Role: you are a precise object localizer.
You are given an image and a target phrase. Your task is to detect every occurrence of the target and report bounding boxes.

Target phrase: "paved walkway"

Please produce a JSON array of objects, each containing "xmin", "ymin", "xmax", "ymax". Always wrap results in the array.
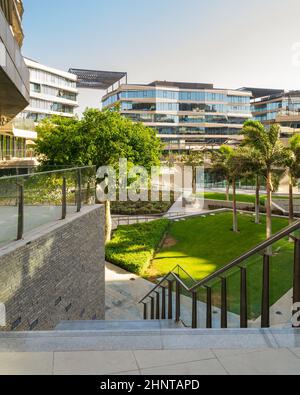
[{"xmin": 1, "ymin": 346, "xmax": 300, "ymax": 375}]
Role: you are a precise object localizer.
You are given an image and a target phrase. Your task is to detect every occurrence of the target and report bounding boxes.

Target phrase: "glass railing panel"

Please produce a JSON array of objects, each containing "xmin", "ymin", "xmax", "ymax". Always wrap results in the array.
[
  {"xmin": 0, "ymin": 177, "xmax": 18, "ymax": 246},
  {"xmin": 269, "ymin": 236, "xmax": 294, "ymax": 328},
  {"xmin": 23, "ymin": 170, "xmax": 64, "ymax": 233}
]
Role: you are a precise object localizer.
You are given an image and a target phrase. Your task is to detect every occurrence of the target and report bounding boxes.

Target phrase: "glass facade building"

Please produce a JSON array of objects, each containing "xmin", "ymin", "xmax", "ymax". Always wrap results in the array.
[
  {"xmin": 0, "ymin": 0, "xmax": 30, "ymax": 162},
  {"xmin": 250, "ymin": 90, "xmax": 300, "ymax": 138},
  {"xmin": 102, "ymin": 81, "xmax": 252, "ymax": 151},
  {"xmin": 18, "ymin": 58, "xmax": 78, "ymax": 123}
]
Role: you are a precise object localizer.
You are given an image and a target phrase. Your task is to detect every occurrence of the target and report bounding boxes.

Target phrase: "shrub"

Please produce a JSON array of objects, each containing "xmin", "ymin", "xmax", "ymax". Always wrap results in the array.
[{"xmin": 106, "ymin": 219, "xmax": 170, "ymax": 275}]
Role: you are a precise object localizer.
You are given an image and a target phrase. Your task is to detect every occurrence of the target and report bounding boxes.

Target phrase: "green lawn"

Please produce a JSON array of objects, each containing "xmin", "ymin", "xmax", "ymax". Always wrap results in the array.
[
  {"xmin": 199, "ymin": 192, "xmax": 266, "ymax": 205},
  {"xmin": 149, "ymin": 213, "xmax": 293, "ymax": 318}
]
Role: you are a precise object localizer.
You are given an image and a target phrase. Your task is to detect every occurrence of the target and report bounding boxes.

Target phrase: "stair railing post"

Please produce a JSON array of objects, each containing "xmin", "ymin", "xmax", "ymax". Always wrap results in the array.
[
  {"xmin": 261, "ymin": 253, "xmax": 270, "ymax": 328},
  {"xmin": 168, "ymin": 280, "xmax": 173, "ymax": 319},
  {"xmin": 221, "ymin": 277, "xmax": 228, "ymax": 329},
  {"xmin": 61, "ymin": 176, "xmax": 67, "ymax": 220},
  {"xmin": 192, "ymin": 291, "xmax": 198, "ymax": 329},
  {"xmin": 175, "ymin": 280, "xmax": 181, "ymax": 323},
  {"xmin": 76, "ymin": 168, "xmax": 82, "ymax": 213},
  {"xmin": 155, "ymin": 291, "xmax": 160, "ymax": 320},
  {"xmin": 17, "ymin": 183, "xmax": 24, "ymax": 241},
  {"xmin": 150, "ymin": 297, "xmax": 155, "ymax": 320},
  {"xmin": 206, "ymin": 286, "xmax": 212, "ymax": 329},
  {"xmin": 240, "ymin": 267, "xmax": 248, "ymax": 328},
  {"xmin": 143, "ymin": 303, "xmax": 147, "ymax": 320},
  {"xmin": 161, "ymin": 287, "xmax": 166, "ymax": 320}
]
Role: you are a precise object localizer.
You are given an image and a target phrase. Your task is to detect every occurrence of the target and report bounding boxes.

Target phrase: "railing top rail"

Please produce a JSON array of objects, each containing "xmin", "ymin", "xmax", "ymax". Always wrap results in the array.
[
  {"xmin": 189, "ymin": 220, "xmax": 300, "ymax": 291},
  {"xmin": 139, "ymin": 220, "xmax": 300, "ymax": 302},
  {"xmin": 0, "ymin": 166, "xmax": 96, "ymax": 181},
  {"xmin": 139, "ymin": 265, "xmax": 192, "ymax": 304}
]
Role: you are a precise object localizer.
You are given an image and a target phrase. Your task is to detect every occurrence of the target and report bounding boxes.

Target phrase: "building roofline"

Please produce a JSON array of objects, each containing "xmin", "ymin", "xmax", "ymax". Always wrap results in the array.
[{"xmin": 24, "ymin": 58, "xmax": 78, "ymax": 82}]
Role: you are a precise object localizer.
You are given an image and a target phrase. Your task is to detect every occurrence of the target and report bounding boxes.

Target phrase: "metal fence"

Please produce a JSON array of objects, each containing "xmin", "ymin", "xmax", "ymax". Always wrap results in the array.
[{"xmin": 0, "ymin": 166, "xmax": 96, "ymax": 246}]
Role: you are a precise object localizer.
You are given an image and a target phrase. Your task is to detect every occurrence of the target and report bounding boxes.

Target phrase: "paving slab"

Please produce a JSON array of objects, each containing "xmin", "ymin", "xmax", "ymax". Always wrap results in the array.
[
  {"xmin": 53, "ymin": 351, "xmax": 138, "ymax": 375},
  {"xmin": 0, "ymin": 352, "xmax": 53, "ymax": 375},
  {"xmin": 218, "ymin": 348, "xmax": 300, "ymax": 375}
]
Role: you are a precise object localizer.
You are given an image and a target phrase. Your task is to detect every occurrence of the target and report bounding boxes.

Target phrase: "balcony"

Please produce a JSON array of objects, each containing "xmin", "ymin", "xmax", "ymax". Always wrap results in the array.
[{"xmin": 0, "ymin": 5, "xmax": 29, "ymax": 124}]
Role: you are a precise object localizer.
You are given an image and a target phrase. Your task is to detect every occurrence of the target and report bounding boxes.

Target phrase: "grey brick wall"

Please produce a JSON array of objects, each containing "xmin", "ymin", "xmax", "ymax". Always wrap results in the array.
[{"xmin": 0, "ymin": 205, "xmax": 105, "ymax": 331}]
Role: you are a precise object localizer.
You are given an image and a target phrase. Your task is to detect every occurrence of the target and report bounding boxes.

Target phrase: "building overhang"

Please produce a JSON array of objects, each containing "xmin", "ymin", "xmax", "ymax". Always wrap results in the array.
[
  {"xmin": 12, "ymin": 128, "xmax": 37, "ymax": 140},
  {"xmin": 0, "ymin": 6, "xmax": 29, "ymax": 124}
]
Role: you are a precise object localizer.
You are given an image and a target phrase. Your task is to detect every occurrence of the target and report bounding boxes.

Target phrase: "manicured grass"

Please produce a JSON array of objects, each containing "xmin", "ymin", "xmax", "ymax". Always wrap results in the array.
[
  {"xmin": 106, "ymin": 219, "xmax": 170, "ymax": 276},
  {"xmin": 149, "ymin": 213, "xmax": 293, "ymax": 318},
  {"xmin": 199, "ymin": 192, "xmax": 266, "ymax": 205}
]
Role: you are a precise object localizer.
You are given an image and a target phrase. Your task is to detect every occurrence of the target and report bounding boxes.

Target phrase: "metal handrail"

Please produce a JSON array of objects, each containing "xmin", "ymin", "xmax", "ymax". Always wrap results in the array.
[
  {"xmin": 0, "ymin": 165, "xmax": 96, "ymax": 181},
  {"xmin": 139, "ymin": 265, "xmax": 195, "ymax": 304},
  {"xmin": 139, "ymin": 220, "xmax": 300, "ymax": 303}
]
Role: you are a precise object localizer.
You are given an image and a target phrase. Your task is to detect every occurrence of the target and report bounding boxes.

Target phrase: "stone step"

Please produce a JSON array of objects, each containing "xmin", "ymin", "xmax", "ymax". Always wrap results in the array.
[
  {"xmin": 0, "ymin": 327, "xmax": 297, "ymax": 353},
  {"xmin": 55, "ymin": 320, "xmax": 184, "ymax": 331}
]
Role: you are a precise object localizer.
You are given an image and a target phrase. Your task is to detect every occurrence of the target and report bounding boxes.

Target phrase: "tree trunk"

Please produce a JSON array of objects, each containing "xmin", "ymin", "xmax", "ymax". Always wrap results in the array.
[
  {"xmin": 232, "ymin": 178, "xmax": 238, "ymax": 233},
  {"xmin": 255, "ymin": 175, "xmax": 260, "ymax": 225},
  {"xmin": 289, "ymin": 175, "xmax": 294, "ymax": 226},
  {"xmin": 266, "ymin": 170, "xmax": 272, "ymax": 240},
  {"xmin": 105, "ymin": 200, "xmax": 112, "ymax": 243},
  {"xmin": 226, "ymin": 180, "xmax": 230, "ymax": 201},
  {"xmin": 192, "ymin": 167, "xmax": 197, "ymax": 195}
]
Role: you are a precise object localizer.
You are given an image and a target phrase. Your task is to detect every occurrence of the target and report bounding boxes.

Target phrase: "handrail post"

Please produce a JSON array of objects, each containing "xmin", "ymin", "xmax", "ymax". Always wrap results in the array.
[
  {"xmin": 150, "ymin": 297, "xmax": 155, "ymax": 320},
  {"xmin": 76, "ymin": 168, "xmax": 82, "ymax": 213},
  {"xmin": 192, "ymin": 291, "xmax": 198, "ymax": 329},
  {"xmin": 261, "ymin": 254, "xmax": 270, "ymax": 328},
  {"xmin": 175, "ymin": 280, "xmax": 181, "ymax": 322},
  {"xmin": 240, "ymin": 267, "xmax": 248, "ymax": 328},
  {"xmin": 221, "ymin": 277, "xmax": 228, "ymax": 329},
  {"xmin": 293, "ymin": 237, "xmax": 300, "ymax": 326},
  {"xmin": 61, "ymin": 176, "xmax": 67, "ymax": 220},
  {"xmin": 155, "ymin": 291, "xmax": 160, "ymax": 320},
  {"xmin": 143, "ymin": 303, "xmax": 147, "ymax": 320},
  {"xmin": 161, "ymin": 287, "xmax": 166, "ymax": 320},
  {"xmin": 206, "ymin": 287, "xmax": 212, "ymax": 329},
  {"xmin": 17, "ymin": 184, "xmax": 24, "ymax": 240},
  {"xmin": 168, "ymin": 280, "xmax": 173, "ymax": 319}
]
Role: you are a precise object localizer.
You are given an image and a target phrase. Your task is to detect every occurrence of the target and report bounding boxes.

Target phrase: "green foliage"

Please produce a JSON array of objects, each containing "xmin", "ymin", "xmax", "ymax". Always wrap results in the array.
[
  {"xmin": 35, "ymin": 109, "xmax": 163, "ymax": 170},
  {"xmin": 105, "ymin": 219, "xmax": 170, "ymax": 275}
]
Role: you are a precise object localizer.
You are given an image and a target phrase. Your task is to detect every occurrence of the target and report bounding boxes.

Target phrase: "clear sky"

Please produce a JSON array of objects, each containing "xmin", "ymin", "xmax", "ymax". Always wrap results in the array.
[{"xmin": 23, "ymin": 0, "xmax": 300, "ymax": 90}]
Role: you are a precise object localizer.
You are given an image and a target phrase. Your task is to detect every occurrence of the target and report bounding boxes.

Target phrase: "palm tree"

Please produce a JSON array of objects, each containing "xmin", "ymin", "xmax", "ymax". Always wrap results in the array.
[
  {"xmin": 285, "ymin": 134, "xmax": 300, "ymax": 225},
  {"xmin": 241, "ymin": 121, "xmax": 287, "ymax": 239},
  {"xmin": 235, "ymin": 147, "xmax": 265, "ymax": 225},
  {"xmin": 212, "ymin": 146, "xmax": 239, "ymax": 232}
]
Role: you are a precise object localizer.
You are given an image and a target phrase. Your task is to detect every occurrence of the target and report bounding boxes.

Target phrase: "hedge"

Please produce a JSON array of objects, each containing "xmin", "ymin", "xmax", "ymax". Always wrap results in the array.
[{"xmin": 106, "ymin": 219, "xmax": 170, "ymax": 275}]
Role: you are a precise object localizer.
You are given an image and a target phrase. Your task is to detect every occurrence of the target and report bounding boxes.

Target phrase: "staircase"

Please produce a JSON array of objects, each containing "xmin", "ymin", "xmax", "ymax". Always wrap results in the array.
[{"xmin": 137, "ymin": 220, "xmax": 300, "ymax": 330}]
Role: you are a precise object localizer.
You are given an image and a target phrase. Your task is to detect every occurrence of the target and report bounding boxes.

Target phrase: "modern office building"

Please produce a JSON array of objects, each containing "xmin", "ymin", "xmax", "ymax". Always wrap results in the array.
[
  {"xmin": 246, "ymin": 88, "xmax": 300, "ymax": 140},
  {"xmin": 102, "ymin": 81, "xmax": 252, "ymax": 151},
  {"xmin": 0, "ymin": 0, "xmax": 30, "ymax": 162},
  {"xmin": 69, "ymin": 69, "xmax": 127, "ymax": 118},
  {"xmin": 18, "ymin": 58, "xmax": 79, "ymax": 124}
]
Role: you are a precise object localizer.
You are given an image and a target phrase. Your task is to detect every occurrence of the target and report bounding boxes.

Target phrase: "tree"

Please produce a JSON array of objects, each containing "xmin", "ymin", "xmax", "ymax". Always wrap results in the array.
[
  {"xmin": 241, "ymin": 121, "xmax": 288, "ymax": 239},
  {"xmin": 180, "ymin": 151, "xmax": 204, "ymax": 194},
  {"xmin": 212, "ymin": 146, "xmax": 239, "ymax": 232},
  {"xmin": 285, "ymin": 134, "xmax": 300, "ymax": 225},
  {"xmin": 35, "ymin": 109, "xmax": 163, "ymax": 242},
  {"xmin": 235, "ymin": 147, "xmax": 265, "ymax": 225},
  {"xmin": 211, "ymin": 145, "xmax": 234, "ymax": 201}
]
